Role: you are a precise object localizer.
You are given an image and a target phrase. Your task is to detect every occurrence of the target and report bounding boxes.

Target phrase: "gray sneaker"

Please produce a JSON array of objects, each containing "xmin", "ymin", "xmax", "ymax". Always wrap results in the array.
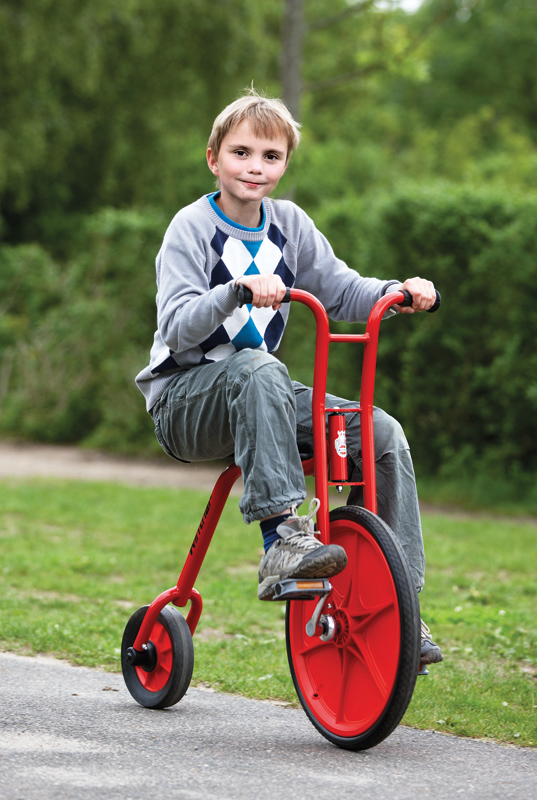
[
  {"xmin": 258, "ymin": 499, "xmax": 348, "ymax": 601},
  {"xmin": 420, "ymin": 619, "xmax": 444, "ymax": 665}
]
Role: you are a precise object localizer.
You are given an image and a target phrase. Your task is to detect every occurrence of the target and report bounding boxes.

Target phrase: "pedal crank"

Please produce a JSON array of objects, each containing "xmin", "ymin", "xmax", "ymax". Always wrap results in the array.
[{"xmin": 305, "ymin": 593, "xmax": 337, "ymax": 642}]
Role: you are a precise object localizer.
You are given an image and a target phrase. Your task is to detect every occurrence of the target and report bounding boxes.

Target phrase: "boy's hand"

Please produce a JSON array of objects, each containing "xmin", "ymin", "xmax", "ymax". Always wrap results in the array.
[
  {"xmin": 392, "ymin": 277, "xmax": 437, "ymax": 314},
  {"xmin": 236, "ymin": 275, "xmax": 287, "ymax": 310}
]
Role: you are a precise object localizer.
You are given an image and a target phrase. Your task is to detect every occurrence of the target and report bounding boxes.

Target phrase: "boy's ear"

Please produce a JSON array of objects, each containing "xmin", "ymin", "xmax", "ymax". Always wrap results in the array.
[{"xmin": 207, "ymin": 147, "xmax": 219, "ymax": 176}]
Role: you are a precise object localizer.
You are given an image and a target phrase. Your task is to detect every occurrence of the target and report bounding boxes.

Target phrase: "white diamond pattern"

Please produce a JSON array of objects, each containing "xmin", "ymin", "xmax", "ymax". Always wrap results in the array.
[
  {"xmin": 253, "ymin": 237, "xmax": 284, "ymax": 275},
  {"xmin": 220, "ymin": 238, "xmax": 255, "ymax": 279}
]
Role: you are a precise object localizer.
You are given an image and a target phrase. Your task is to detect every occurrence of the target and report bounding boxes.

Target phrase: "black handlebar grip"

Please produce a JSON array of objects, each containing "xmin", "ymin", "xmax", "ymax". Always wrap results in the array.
[
  {"xmin": 237, "ymin": 285, "xmax": 253, "ymax": 307},
  {"xmin": 401, "ymin": 289, "xmax": 441, "ymax": 313},
  {"xmin": 429, "ymin": 290, "xmax": 442, "ymax": 313},
  {"xmin": 237, "ymin": 285, "xmax": 292, "ymax": 308}
]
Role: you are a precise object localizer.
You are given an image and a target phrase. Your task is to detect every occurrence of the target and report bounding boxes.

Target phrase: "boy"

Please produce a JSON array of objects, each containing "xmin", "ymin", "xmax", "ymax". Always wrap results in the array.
[{"xmin": 135, "ymin": 90, "xmax": 443, "ymax": 667}]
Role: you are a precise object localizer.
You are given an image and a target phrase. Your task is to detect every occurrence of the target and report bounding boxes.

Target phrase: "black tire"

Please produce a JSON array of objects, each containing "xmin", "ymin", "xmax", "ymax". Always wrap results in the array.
[
  {"xmin": 121, "ymin": 605, "xmax": 194, "ymax": 709},
  {"xmin": 286, "ymin": 506, "xmax": 420, "ymax": 750}
]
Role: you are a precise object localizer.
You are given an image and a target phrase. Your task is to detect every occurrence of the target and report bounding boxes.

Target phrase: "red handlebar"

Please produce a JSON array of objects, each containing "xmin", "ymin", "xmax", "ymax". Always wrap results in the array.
[{"xmin": 235, "ymin": 284, "xmax": 439, "ymax": 539}]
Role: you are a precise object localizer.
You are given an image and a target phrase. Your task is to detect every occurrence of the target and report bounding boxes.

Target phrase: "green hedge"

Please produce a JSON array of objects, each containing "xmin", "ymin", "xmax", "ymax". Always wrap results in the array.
[
  {"xmin": 303, "ymin": 182, "xmax": 537, "ymax": 483},
  {"xmin": 0, "ymin": 208, "xmax": 166, "ymax": 453},
  {"xmin": 2, "ymin": 184, "xmax": 537, "ymax": 487}
]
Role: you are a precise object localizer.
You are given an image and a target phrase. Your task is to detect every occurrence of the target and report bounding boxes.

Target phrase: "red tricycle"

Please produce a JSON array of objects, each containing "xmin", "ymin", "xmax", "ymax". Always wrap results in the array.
[{"xmin": 121, "ymin": 286, "xmax": 439, "ymax": 751}]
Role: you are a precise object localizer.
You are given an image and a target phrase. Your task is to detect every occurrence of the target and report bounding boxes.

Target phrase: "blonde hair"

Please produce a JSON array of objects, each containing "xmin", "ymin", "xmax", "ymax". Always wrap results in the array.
[{"xmin": 207, "ymin": 89, "xmax": 301, "ymax": 162}]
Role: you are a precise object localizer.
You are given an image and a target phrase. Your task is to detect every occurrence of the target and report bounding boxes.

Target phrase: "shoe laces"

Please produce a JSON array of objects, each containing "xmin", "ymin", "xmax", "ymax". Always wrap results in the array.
[
  {"xmin": 421, "ymin": 619, "xmax": 432, "ymax": 639},
  {"xmin": 280, "ymin": 498, "xmax": 321, "ymax": 548},
  {"xmin": 288, "ymin": 497, "xmax": 320, "ymax": 529}
]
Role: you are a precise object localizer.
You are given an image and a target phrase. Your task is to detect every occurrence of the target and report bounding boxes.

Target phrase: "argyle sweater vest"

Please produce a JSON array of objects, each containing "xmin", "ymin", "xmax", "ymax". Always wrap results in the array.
[{"xmin": 198, "ymin": 201, "xmax": 293, "ymax": 364}]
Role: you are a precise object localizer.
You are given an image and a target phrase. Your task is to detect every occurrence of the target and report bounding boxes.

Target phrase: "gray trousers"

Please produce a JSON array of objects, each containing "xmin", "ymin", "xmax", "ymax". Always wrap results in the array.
[{"xmin": 151, "ymin": 349, "xmax": 425, "ymax": 590}]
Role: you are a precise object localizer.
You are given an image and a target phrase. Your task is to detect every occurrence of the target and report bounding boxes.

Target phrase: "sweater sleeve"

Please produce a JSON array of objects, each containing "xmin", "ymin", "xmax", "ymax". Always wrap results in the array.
[
  {"xmin": 291, "ymin": 206, "xmax": 397, "ymax": 323},
  {"xmin": 155, "ymin": 209, "xmax": 238, "ymax": 354}
]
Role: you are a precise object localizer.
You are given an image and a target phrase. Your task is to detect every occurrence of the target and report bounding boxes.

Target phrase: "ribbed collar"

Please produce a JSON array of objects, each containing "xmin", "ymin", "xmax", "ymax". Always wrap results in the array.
[{"xmin": 202, "ymin": 194, "xmax": 271, "ymax": 241}]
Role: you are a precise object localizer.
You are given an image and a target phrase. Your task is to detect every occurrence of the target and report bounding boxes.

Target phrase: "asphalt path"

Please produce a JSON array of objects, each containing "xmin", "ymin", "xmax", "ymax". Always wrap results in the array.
[{"xmin": 1, "ymin": 652, "xmax": 536, "ymax": 800}]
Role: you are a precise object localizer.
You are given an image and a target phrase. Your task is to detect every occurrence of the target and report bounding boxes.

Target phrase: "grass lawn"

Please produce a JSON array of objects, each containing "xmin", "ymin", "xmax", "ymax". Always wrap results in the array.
[{"xmin": 0, "ymin": 477, "xmax": 536, "ymax": 747}]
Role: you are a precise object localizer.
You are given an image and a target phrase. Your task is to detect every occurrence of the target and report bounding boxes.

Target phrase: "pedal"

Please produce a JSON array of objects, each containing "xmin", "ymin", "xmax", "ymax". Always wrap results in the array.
[
  {"xmin": 272, "ymin": 578, "xmax": 332, "ymax": 601},
  {"xmin": 417, "ymin": 664, "xmax": 429, "ymax": 676}
]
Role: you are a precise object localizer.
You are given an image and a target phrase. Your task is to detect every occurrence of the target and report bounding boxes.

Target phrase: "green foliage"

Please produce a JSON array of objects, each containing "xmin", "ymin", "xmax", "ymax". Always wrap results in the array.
[
  {"xmin": 2, "ymin": 0, "xmax": 537, "ymax": 247},
  {"xmin": 2, "ymin": 0, "xmax": 537, "ymax": 487},
  {"xmin": 3, "ymin": 183, "xmax": 537, "ymax": 490},
  {"xmin": 0, "ymin": 208, "xmax": 165, "ymax": 450},
  {"xmin": 413, "ymin": 0, "xmax": 537, "ymax": 135},
  {"xmin": 296, "ymin": 182, "xmax": 537, "ymax": 486},
  {"xmin": 300, "ymin": 0, "xmax": 537, "ymax": 195},
  {"xmin": 0, "ymin": 0, "xmax": 273, "ymax": 241}
]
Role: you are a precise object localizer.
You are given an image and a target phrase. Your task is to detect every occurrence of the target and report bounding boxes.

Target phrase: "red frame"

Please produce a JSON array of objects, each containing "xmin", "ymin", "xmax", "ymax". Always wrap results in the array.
[{"xmin": 132, "ymin": 288, "xmax": 405, "ymax": 651}]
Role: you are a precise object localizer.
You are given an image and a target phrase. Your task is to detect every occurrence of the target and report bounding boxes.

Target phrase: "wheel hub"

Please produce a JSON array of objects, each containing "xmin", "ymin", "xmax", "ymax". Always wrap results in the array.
[
  {"xmin": 125, "ymin": 641, "xmax": 158, "ymax": 671},
  {"xmin": 332, "ymin": 608, "xmax": 350, "ymax": 647}
]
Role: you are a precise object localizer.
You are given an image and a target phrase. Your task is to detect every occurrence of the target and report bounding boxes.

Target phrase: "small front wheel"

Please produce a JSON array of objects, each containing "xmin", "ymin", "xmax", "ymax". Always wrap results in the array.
[
  {"xmin": 121, "ymin": 605, "xmax": 194, "ymax": 709},
  {"xmin": 286, "ymin": 506, "xmax": 420, "ymax": 750}
]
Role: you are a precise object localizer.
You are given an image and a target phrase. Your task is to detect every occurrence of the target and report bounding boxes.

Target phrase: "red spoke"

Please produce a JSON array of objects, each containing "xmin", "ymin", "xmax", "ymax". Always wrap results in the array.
[
  {"xmin": 347, "ymin": 638, "xmax": 389, "ymax": 699},
  {"xmin": 136, "ymin": 622, "xmax": 173, "ymax": 691},
  {"xmin": 349, "ymin": 598, "xmax": 396, "ymax": 630},
  {"xmin": 334, "ymin": 647, "xmax": 347, "ymax": 724},
  {"xmin": 296, "ymin": 636, "xmax": 332, "ymax": 659},
  {"xmin": 337, "ymin": 534, "xmax": 358, "ymax": 608}
]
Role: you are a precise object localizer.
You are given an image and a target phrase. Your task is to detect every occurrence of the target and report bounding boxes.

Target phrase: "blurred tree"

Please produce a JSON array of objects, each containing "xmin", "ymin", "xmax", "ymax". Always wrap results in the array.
[
  {"xmin": 4, "ymin": 0, "xmax": 537, "ymax": 250},
  {"xmin": 281, "ymin": 0, "xmax": 304, "ymax": 119},
  {"xmin": 0, "ymin": 0, "xmax": 273, "ymax": 245},
  {"xmin": 410, "ymin": 0, "xmax": 537, "ymax": 135},
  {"xmin": 371, "ymin": 0, "xmax": 537, "ymax": 184},
  {"xmin": 281, "ymin": 0, "xmax": 455, "ymax": 122}
]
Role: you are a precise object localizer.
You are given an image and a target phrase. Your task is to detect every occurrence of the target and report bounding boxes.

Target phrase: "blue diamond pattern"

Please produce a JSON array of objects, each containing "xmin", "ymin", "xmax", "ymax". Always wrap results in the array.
[{"xmin": 232, "ymin": 317, "xmax": 264, "ymax": 350}]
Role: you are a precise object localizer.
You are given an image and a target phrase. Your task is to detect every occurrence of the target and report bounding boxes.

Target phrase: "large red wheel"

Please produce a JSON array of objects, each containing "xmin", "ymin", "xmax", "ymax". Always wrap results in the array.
[
  {"xmin": 121, "ymin": 605, "xmax": 194, "ymax": 709},
  {"xmin": 286, "ymin": 506, "xmax": 420, "ymax": 750}
]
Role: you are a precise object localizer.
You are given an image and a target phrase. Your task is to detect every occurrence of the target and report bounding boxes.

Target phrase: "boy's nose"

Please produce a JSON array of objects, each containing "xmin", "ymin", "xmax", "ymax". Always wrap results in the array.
[{"xmin": 248, "ymin": 159, "xmax": 263, "ymax": 173}]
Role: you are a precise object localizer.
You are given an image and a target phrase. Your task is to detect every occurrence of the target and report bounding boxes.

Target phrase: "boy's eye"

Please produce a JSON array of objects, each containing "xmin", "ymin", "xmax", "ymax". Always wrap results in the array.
[{"xmin": 232, "ymin": 149, "xmax": 280, "ymax": 161}]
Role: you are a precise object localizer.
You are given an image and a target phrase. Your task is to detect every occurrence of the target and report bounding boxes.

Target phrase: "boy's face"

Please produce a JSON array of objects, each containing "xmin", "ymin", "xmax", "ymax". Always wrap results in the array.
[{"xmin": 207, "ymin": 120, "xmax": 288, "ymax": 222}]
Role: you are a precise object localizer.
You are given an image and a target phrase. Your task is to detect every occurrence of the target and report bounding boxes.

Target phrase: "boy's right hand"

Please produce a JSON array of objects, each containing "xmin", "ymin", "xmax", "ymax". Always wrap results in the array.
[{"xmin": 236, "ymin": 275, "xmax": 287, "ymax": 310}]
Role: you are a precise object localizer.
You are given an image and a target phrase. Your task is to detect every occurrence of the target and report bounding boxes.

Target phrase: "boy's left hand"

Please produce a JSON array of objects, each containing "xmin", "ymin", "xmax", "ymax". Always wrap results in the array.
[{"xmin": 392, "ymin": 277, "xmax": 437, "ymax": 314}]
